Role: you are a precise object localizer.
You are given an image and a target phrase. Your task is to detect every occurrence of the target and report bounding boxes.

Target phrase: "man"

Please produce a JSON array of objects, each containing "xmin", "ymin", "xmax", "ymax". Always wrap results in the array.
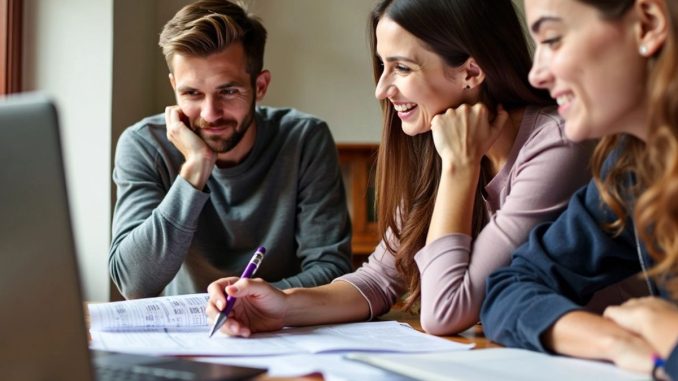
[{"xmin": 109, "ymin": 0, "xmax": 351, "ymax": 299}]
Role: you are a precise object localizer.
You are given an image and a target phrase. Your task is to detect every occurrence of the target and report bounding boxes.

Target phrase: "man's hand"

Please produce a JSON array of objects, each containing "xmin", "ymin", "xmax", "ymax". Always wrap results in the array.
[{"xmin": 165, "ymin": 106, "xmax": 216, "ymax": 190}]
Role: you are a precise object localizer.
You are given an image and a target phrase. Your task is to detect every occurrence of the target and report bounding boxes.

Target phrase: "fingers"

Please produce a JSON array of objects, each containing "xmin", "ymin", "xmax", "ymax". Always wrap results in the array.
[
  {"xmin": 224, "ymin": 277, "xmax": 271, "ymax": 299},
  {"xmin": 165, "ymin": 106, "xmax": 190, "ymax": 144},
  {"xmin": 207, "ymin": 277, "xmax": 239, "ymax": 314},
  {"xmin": 220, "ymin": 319, "xmax": 252, "ymax": 338}
]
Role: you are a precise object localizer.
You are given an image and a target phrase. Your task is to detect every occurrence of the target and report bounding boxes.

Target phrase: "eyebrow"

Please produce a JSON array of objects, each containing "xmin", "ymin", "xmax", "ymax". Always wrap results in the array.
[
  {"xmin": 379, "ymin": 55, "xmax": 419, "ymax": 65},
  {"xmin": 216, "ymin": 82, "xmax": 243, "ymax": 89},
  {"xmin": 176, "ymin": 82, "xmax": 242, "ymax": 93},
  {"xmin": 531, "ymin": 16, "xmax": 561, "ymax": 33}
]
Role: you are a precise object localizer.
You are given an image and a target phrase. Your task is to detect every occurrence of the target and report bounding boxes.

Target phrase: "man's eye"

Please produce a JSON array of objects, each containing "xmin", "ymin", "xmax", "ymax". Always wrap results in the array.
[{"xmin": 221, "ymin": 89, "xmax": 239, "ymax": 96}]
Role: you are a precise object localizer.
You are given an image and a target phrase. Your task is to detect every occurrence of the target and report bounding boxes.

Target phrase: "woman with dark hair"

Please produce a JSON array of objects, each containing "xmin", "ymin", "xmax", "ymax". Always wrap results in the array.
[
  {"xmin": 205, "ymin": 0, "xmax": 596, "ymax": 336},
  {"xmin": 481, "ymin": 0, "xmax": 678, "ymax": 377}
]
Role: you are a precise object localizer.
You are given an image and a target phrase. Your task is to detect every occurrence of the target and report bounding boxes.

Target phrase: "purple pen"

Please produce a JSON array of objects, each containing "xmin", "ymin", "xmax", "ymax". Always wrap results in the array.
[{"xmin": 208, "ymin": 246, "xmax": 266, "ymax": 337}]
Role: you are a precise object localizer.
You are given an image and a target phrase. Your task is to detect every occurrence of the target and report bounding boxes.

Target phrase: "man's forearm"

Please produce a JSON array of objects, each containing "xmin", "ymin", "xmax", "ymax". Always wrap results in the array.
[{"xmin": 109, "ymin": 214, "xmax": 193, "ymax": 298}]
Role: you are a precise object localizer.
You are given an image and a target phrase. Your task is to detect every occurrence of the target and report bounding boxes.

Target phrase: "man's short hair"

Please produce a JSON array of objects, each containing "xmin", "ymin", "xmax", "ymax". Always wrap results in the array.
[{"xmin": 159, "ymin": 0, "xmax": 267, "ymax": 82}]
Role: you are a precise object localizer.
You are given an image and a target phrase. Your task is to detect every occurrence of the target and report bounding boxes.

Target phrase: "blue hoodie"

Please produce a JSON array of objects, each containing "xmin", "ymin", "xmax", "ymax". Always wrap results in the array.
[{"xmin": 481, "ymin": 177, "xmax": 677, "ymax": 379}]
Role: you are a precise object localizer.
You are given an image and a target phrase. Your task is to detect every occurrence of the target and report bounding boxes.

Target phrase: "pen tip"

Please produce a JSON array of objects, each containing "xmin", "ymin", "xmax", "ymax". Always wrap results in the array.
[{"xmin": 257, "ymin": 246, "xmax": 266, "ymax": 254}]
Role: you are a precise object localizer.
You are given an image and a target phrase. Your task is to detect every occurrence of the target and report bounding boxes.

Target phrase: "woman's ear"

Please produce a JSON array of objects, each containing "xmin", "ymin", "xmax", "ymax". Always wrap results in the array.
[
  {"xmin": 461, "ymin": 57, "xmax": 485, "ymax": 90},
  {"xmin": 635, "ymin": 0, "xmax": 669, "ymax": 57}
]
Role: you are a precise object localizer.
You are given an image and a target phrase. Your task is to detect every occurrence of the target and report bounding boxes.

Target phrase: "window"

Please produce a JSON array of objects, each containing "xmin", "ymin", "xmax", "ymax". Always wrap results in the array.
[{"xmin": 0, "ymin": 0, "xmax": 22, "ymax": 95}]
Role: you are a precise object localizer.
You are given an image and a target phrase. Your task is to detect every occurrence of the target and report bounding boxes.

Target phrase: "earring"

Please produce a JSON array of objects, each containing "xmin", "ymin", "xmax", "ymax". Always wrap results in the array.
[
  {"xmin": 464, "ymin": 85, "xmax": 470, "ymax": 90},
  {"xmin": 639, "ymin": 45, "xmax": 649, "ymax": 56}
]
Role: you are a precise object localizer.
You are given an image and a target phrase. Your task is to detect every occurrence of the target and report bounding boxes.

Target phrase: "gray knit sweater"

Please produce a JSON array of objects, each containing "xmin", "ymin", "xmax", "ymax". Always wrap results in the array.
[{"xmin": 109, "ymin": 106, "xmax": 352, "ymax": 298}]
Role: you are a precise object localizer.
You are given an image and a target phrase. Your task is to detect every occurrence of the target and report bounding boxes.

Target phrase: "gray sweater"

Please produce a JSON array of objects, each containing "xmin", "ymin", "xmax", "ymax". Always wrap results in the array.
[{"xmin": 110, "ymin": 106, "xmax": 352, "ymax": 298}]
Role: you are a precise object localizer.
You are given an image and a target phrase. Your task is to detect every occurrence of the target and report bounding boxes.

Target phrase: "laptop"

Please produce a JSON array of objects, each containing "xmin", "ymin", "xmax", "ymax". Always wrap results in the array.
[{"xmin": 0, "ymin": 93, "xmax": 266, "ymax": 381}]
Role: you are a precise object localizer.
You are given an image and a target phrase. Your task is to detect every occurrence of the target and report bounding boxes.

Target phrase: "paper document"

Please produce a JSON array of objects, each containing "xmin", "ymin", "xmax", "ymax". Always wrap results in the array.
[
  {"xmin": 198, "ymin": 353, "xmax": 414, "ymax": 381},
  {"xmin": 346, "ymin": 348, "xmax": 648, "ymax": 381},
  {"xmin": 88, "ymin": 293, "xmax": 210, "ymax": 331},
  {"xmin": 90, "ymin": 320, "xmax": 473, "ymax": 356}
]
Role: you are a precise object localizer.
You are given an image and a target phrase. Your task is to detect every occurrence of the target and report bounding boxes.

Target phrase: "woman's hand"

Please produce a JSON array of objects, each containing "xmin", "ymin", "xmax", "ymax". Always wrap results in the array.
[
  {"xmin": 430, "ymin": 103, "xmax": 508, "ymax": 171},
  {"xmin": 206, "ymin": 277, "xmax": 288, "ymax": 337},
  {"xmin": 604, "ymin": 297, "xmax": 678, "ymax": 358}
]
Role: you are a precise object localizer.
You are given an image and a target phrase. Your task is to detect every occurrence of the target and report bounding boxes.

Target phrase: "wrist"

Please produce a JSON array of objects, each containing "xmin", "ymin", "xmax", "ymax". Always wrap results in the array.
[
  {"xmin": 180, "ymin": 156, "xmax": 214, "ymax": 190},
  {"xmin": 281, "ymin": 288, "xmax": 303, "ymax": 326},
  {"xmin": 652, "ymin": 353, "xmax": 666, "ymax": 381},
  {"xmin": 441, "ymin": 161, "xmax": 480, "ymax": 179}
]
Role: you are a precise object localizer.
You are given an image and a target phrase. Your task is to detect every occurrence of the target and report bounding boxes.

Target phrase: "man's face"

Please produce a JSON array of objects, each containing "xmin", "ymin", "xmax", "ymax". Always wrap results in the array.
[{"xmin": 169, "ymin": 43, "xmax": 267, "ymax": 153}]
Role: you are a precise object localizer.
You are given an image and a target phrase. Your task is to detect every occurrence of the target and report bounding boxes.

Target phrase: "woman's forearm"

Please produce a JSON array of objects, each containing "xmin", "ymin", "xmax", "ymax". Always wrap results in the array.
[
  {"xmin": 283, "ymin": 281, "xmax": 371, "ymax": 326},
  {"xmin": 545, "ymin": 311, "xmax": 654, "ymax": 373},
  {"xmin": 426, "ymin": 164, "xmax": 480, "ymax": 243}
]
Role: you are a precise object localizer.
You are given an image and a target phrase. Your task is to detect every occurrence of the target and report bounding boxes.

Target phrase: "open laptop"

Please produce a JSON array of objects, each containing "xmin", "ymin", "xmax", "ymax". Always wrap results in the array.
[{"xmin": 0, "ymin": 93, "xmax": 266, "ymax": 381}]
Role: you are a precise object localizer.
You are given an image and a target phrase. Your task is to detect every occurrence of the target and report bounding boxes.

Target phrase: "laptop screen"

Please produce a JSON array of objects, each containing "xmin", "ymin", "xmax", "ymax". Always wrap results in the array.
[
  {"xmin": 0, "ymin": 94, "xmax": 268, "ymax": 381},
  {"xmin": 0, "ymin": 93, "xmax": 94, "ymax": 379}
]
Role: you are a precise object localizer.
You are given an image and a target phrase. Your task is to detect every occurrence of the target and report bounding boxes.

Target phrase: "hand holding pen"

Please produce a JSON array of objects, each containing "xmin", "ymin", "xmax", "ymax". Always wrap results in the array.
[{"xmin": 208, "ymin": 246, "xmax": 266, "ymax": 337}]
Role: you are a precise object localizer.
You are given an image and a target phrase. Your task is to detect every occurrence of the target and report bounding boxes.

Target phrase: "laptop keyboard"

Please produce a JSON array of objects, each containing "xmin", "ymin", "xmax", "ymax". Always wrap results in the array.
[{"xmin": 95, "ymin": 364, "xmax": 197, "ymax": 381}]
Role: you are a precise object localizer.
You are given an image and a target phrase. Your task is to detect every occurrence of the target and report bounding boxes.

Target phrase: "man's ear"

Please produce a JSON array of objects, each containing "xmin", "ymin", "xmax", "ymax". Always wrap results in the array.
[
  {"xmin": 634, "ymin": 0, "xmax": 669, "ymax": 57},
  {"xmin": 254, "ymin": 70, "xmax": 271, "ymax": 101},
  {"xmin": 169, "ymin": 73, "xmax": 176, "ymax": 91},
  {"xmin": 461, "ymin": 57, "xmax": 485, "ymax": 90}
]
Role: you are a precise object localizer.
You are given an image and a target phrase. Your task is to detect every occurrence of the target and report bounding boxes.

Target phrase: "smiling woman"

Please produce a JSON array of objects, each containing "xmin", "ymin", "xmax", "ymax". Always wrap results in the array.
[{"xmin": 0, "ymin": 0, "xmax": 21, "ymax": 95}]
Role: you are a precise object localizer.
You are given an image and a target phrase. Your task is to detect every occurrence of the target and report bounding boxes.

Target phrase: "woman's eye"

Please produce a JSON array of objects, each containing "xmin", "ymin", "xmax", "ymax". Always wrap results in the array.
[
  {"xmin": 540, "ymin": 36, "xmax": 561, "ymax": 48},
  {"xmin": 395, "ymin": 65, "xmax": 411, "ymax": 74}
]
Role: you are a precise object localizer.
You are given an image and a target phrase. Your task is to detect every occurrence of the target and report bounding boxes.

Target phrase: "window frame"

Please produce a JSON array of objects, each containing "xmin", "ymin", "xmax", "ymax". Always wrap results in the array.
[{"xmin": 1, "ymin": 0, "xmax": 22, "ymax": 95}]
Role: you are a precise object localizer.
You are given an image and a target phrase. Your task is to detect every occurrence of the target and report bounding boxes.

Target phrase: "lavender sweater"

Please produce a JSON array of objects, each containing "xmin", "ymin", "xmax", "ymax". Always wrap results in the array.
[{"xmin": 336, "ymin": 106, "xmax": 596, "ymax": 334}]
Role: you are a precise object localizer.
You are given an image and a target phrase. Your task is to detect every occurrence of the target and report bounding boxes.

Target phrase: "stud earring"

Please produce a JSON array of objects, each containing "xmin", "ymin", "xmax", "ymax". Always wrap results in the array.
[
  {"xmin": 464, "ymin": 85, "xmax": 470, "ymax": 90},
  {"xmin": 639, "ymin": 45, "xmax": 649, "ymax": 56}
]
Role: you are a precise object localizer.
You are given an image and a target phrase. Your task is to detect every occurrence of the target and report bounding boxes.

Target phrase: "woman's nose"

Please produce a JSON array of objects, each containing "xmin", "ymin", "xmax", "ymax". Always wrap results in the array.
[
  {"xmin": 528, "ymin": 48, "xmax": 553, "ymax": 91},
  {"xmin": 374, "ymin": 72, "xmax": 396, "ymax": 100}
]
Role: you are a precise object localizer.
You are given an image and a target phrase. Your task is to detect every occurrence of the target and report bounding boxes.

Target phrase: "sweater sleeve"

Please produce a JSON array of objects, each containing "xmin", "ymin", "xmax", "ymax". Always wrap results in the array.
[
  {"xmin": 480, "ymin": 180, "xmax": 642, "ymax": 352},
  {"xmin": 271, "ymin": 122, "xmax": 352, "ymax": 288},
  {"xmin": 667, "ymin": 345, "xmax": 678, "ymax": 380},
  {"xmin": 333, "ymin": 237, "xmax": 407, "ymax": 319},
  {"xmin": 415, "ymin": 120, "xmax": 594, "ymax": 335},
  {"xmin": 109, "ymin": 129, "xmax": 210, "ymax": 299}
]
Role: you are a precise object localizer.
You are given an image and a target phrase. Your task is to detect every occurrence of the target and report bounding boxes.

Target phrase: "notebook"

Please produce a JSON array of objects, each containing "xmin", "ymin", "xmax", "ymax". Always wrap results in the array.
[
  {"xmin": 0, "ymin": 92, "xmax": 266, "ymax": 381},
  {"xmin": 346, "ymin": 348, "xmax": 648, "ymax": 381}
]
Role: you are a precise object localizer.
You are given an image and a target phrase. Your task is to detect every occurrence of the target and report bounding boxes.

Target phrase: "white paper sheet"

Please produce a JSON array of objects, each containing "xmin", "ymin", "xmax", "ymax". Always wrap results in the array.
[
  {"xmin": 90, "ymin": 320, "xmax": 474, "ymax": 356},
  {"xmin": 346, "ymin": 348, "xmax": 649, "ymax": 381},
  {"xmin": 196, "ymin": 353, "xmax": 415, "ymax": 381},
  {"xmin": 88, "ymin": 293, "xmax": 209, "ymax": 331}
]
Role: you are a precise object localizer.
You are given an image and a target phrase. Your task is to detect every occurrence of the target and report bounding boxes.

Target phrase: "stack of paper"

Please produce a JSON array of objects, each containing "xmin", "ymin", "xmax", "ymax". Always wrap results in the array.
[{"xmin": 89, "ymin": 294, "xmax": 471, "ymax": 356}]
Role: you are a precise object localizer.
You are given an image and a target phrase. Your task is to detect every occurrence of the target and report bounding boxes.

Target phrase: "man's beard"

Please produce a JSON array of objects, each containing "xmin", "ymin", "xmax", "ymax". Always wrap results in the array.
[{"xmin": 194, "ymin": 105, "xmax": 256, "ymax": 153}]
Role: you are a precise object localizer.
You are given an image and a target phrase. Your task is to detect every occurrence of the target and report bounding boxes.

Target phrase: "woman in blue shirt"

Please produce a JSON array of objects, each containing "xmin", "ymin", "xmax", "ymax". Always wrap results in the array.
[{"xmin": 481, "ymin": 0, "xmax": 678, "ymax": 378}]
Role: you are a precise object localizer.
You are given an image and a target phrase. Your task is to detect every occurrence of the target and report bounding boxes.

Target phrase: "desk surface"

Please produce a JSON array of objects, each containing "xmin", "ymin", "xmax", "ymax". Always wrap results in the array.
[{"xmin": 256, "ymin": 308, "xmax": 499, "ymax": 381}]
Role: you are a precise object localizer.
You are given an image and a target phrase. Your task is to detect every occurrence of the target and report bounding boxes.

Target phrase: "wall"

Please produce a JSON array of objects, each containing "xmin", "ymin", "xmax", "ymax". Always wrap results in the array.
[{"xmin": 22, "ymin": 0, "xmax": 113, "ymax": 301}]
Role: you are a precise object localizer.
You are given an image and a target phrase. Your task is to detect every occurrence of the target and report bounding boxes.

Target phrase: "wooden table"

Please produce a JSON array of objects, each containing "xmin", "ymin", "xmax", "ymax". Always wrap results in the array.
[{"xmin": 255, "ymin": 308, "xmax": 499, "ymax": 380}]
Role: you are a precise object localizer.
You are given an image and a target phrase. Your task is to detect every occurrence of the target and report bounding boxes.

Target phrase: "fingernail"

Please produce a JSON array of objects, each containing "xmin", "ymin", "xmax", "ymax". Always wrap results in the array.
[{"xmin": 217, "ymin": 300, "xmax": 223, "ymax": 310}]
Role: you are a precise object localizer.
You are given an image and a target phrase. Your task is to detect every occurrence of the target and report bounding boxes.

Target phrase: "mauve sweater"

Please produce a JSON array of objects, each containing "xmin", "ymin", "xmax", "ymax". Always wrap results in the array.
[{"xmin": 336, "ymin": 106, "xmax": 596, "ymax": 335}]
